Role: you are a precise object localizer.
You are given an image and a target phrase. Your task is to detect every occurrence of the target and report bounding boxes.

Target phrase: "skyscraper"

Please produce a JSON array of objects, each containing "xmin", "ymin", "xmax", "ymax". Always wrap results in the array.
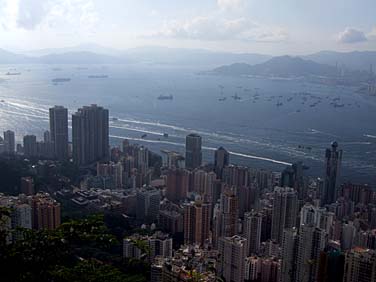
[
  {"xmin": 213, "ymin": 189, "xmax": 239, "ymax": 244},
  {"xmin": 218, "ymin": 235, "xmax": 247, "ymax": 282},
  {"xmin": 214, "ymin": 146, "xmax": 229, "ymax": 178},
  {"xmin": 183, "ymin": 200, "xmax": 210, "ymax": 245},
  {"xmin": 281, "ymin": 227, "xmax": 298, "ymax": 282},
  {"xmin": 49, "ymin": 106, "xmax": 68, "ymax": 160},
  {"xmin": 136, "ymin": 186, "xmax": 161, "ymax": 223},
  {"xmin": 72, "ymin": 104, "xmax": 109, "ymax": 166},
  {"xmin": 165, "ymin": 168, "xmax": 190, "ymax": 203},
  {"xmin": 322, "ymin": 141, "xmax": 342, "ymax": 205},
  {"xmin": 280, "ymin": 161, "xmax": 308, "ymax": 200},
  {"xmin": 295, "ymin": 225, "xmax": 327, "ymax": 282},
  {"xmin": 243, "ymin": 211, "xmax": 262, "ymax": 255},
  {"xmin": 343, "ymin": 248, "xmax": 376, "ymax": 282},
  {"xmin": 23, "ymin": 135, "xmax": 37, "ymax": 157},
  {"xmin": 317, "ymin": 249, "xmax": 345, "ymax": 282},
  {"xmin": 185, "ymin": 133, "xmax": 202, "ymax": 169},
  {"xmin": 271, "ymin": 187, "xmax": 298, "ymax": 243},
  {"xmin": 3, "ymin": 130, "xmax": 15, "ymax": 153}
]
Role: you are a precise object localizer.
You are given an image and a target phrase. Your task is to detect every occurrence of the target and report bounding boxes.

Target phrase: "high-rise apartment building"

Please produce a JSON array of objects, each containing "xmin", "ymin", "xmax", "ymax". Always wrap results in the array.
[
  {"xmin": 183, "ymin": 200, "xmax": 210, "ymax": 245},
  {"xmin": 72, "ymin": 104, "xmax": 109, "ymax": 166},
  {"xmin": 23, "ymin": 135, "xmax": 37, "ymax": 157},
  {"xmin": 3, "ymin": 130, "xmax": 15, "ymax": 153},
  {"xmin": 136, "ymin": 186, "xmax": 161, "ymax": 223},
  {"xmin": 185, "ymin": 133, "xmax": 202, "ymax": 169},
  {"xmin": 343, "ymin": 248, "xmax": 376, "ymax": 282},
  {"xmin": 300, "ymin": 204, "xmax": 334, "ymax": 235},
  {"xmin": 213, "ymin": 189, "xmax": 239, "ymax": 246},
  {"xmin": 218, "ymin": 235, "xmax": 247, "ymax": 282},
  {"xmin": 165, "ymin": 168, "xmax": 190, "ymax": 203},
  {"xmin": 214, "ymin": 146, "xmax": 229, "ymax": 179},
  {"xmin": 281, "ymin": 227, "xmax": 298, "ymax": 282},
  {"xmin": 192, "ymin": 169, "xmax": 217, "ymax": 203},
  {"xmin": 49, "ymin": 106, "xmax": 68, "ymax": 160},
  {"xmin": 97, "ymin": 162, "xmax": 123, "ymax": 189},
  {"xmin": 31, "ymin": 193, "xmax": 61, "ymax": 230},
  {"xmin": 244, "ymin": 210, "xmax": 262, "ymax": 255},
  {"xmin": 271, "ymin": 186, "xmax": 298, "ymax": 243},
  {"xmin": 281, "ymin": 161, "xmax": 308, "ymax": 200},
  {"xmin": 317, "ymin": 249, "xmax": 345, "ymax": 282},
  {"xmin": 322, "ymin": 142, "xmax": 342, "ymax": 205},
  {"xmin": 295, "ymin": 225, "xmax": 327, "ymax": 282}
]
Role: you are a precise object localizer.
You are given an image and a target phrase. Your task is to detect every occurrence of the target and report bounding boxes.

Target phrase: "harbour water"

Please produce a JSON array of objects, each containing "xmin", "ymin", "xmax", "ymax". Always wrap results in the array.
[{"xmin": 0, "ymin": 64, "xmax": 375, "ymax": 184}]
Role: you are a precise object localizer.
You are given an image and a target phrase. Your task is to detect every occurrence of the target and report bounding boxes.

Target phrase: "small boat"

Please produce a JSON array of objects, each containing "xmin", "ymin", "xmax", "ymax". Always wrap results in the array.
[
  {"xmin": 232, "ymin": 93, "xmax": 241, "ymax": 100},
  {"xmin": 52, "ymin": 78, "xmax": 71, "ymax": 83},
  {"xmin": 0, "ymin": 100, "xmax": 5, "ymax": 103},
  {"xmin": 6, "ymin": 72, "xmax": 21, "ymax": 75},
  {"xmin": 111, "ymin": 117, "xmax": 118, "ymax": 121},
  {"xmin": 141, "ymin": 134, "xmax": 147, "ymax": 139},
  {"xmin": 277, "ymin": 102, "xmax": 283, "ymax": 107},
  {"xmin": 163, "ymin": 133, "xmax": 169, "ymax": 138},
  {"xmin": 158, "ymin": 94, "xmax": 173, "ymax": 100},
  {"xmin": 218, "ymin": 97, "xmax": 227, "ymax": 101},
  {"xmin": 334, "ymin": 104, "xmax": 345, "ymax": 108},
  {"xmin": 88, "ymin": 75, "xmax": 108, "ymax": 79}
]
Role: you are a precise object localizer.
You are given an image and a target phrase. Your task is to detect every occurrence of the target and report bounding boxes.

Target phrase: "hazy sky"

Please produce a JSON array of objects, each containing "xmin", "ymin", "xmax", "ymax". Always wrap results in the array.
[{"xmin": 0, "ymin": 0, "xmax": 375, "ymax": 55}]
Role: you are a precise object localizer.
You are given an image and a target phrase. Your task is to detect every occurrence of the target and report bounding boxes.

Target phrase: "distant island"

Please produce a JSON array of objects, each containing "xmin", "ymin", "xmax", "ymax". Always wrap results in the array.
[
  {"xmin": 208, "ymin": 55, "xmax": 375, "ymax": 88},
  {"xmin": 1, "ymin": 46, "xmax": 376, "ymax": 71}
]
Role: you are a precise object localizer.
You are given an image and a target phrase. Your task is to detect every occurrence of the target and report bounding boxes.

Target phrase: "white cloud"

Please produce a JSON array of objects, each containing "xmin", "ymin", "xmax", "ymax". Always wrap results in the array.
[
  {"xmin": 150, "ymin": 10, "xmax": 159, "ymax": 17},
  {"xmin": 0, "ymin": 0, "xmax": 19, "ymax": 30},
  {"xmin": 150, "ymin": 16, "xmax": 288, "ymax": 42},
  {"xmin": 17, "ymin": 0, "xmax": 47, "ymax": 30},
  {"xmin": 337, "ymin": 27, "xmax": 367, "ymax": 44},
  {"xmin": 217, "ymin": 0, "xmax": 244, "ymax": 10},
  {"xmin": 367, "ymin": 27, "xmax": 376, "ymax": 40},
  {"xmin": 45, "ymin": 0, "xmax": 98, "ymax": 32},
  {"xmin": 0, "ymin": 0, "xmax": 98, "ymax": 32}
]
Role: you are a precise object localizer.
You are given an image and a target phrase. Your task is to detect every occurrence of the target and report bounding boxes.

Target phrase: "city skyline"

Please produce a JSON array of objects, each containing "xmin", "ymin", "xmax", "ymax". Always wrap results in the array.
[{"xmin": 1, "ymin": 1, "xmax": 376, "ymax": 281}]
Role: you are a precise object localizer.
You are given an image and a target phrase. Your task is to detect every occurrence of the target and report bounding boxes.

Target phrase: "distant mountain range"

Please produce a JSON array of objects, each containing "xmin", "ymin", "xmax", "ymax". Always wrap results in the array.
[
  {"xmin": 211, "ymin": 56, "xmax": 338, "ymax": 77},
  {"xmin": 209, "ymin": 55, "xmax": 373, "ymax": 87},
  {"xmin": 0, "ymin": 44, "xmax": 376, "ymax": 71}
]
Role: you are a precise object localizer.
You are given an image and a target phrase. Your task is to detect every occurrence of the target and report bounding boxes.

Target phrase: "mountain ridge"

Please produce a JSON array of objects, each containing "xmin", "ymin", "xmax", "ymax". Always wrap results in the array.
[{"xmin": 0, "ymin": 46, "xmax": 375, "ymax": 70}]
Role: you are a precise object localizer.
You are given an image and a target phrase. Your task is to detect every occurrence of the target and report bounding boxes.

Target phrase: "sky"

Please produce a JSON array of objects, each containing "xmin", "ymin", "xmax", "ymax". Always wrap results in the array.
[{"xmin": 0, "ymin": 0, "xmax": 375, "ymax": 55}]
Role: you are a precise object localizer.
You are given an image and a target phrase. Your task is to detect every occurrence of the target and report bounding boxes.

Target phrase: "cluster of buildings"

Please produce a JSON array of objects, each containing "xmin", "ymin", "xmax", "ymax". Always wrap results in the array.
[
  {"xmin": 1, "ymin": 103, "xmax": 376, "ymax": 282},
  {"xmin": 0, "ymin": 192, "xmax": 61, "ymax": 242},
  {"xmin": 0, "ymin": 104, "xmax": 108, "ymax": 165}
]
